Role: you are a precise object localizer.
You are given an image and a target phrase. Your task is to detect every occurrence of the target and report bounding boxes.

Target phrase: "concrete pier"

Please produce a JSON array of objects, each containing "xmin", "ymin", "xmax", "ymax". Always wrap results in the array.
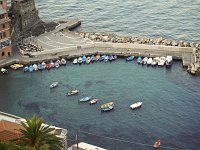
[{"xmin": 0, "ymin": 30, "xmax": 193, "ymax": 68}]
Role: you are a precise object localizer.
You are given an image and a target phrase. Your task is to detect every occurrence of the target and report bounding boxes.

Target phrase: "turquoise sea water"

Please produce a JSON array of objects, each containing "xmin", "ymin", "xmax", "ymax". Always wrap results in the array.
[
  {"xmin": 2, "ymin": 0, "xmax": 200, "ymax": 149},
  {"xmin": 0, "ymin": 60, "xmax": 200, "ymax": 150}
]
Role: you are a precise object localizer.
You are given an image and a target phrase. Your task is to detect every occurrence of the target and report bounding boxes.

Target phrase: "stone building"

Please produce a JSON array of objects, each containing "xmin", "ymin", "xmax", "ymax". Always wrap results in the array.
[
  {"xmin": 11, "ymin": 0, "xmax": 58, "ymax": 43},
  {"xmin": 0, "ymin": 0, "xmax": 12, "ymax": 59},
  {"xmin": 12, "ymin": 0, "xmax": 39, "ymax": 32}
]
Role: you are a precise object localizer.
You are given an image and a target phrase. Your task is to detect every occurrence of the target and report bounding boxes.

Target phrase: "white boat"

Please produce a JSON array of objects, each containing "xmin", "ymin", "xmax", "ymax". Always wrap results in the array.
[
  {"xmin": 66, "ymin": 89, "xmax": 79, "ymax": 96},
  {"xmin": 41, "ymin": 62, "xmax": 46, "ymax": 69},
  {"xmin": 50, "ymin": 82, "xmax": 59, "ymax": 88},
  {"xmin": 158, "ymin": 57, "xmax": 166, "ymax": 66},
  {"xmin": 1, "ymin": 68, "xmax": 8, "ymax": 74},
  {"xmin": 89, "ymin": 99, "xmax": 99, "ymax": 105},
  {"xmin": 166, "ymin": 56, "xmax": 173, "ymax": 67},
  {"xmin": 80, "ymin": 96, "xmax": 92, "ymax": 102},
  {"xmin": 147, "ymin": 57, "xmax": 153, "ymax": 65},
  {"xmin": 86, "ymin": 56, "xmax": 91, "ymax": 64},
  {"xmin": 78, "ymin": 57, "xmax": 82, "ymax": 64},
  {"xmin": 61, "ymin": 58, "xmax": 67, "ymax": 65},
  {"xmin": 73, "ymin": 58, "xmax": 78, "ymax": 64},
  {"xmin": 151, "ymin": 57, "xmax": 159, "ymax": 66},
  {"xmin": 140, "ymin": 57, "xmax": 148, "ymax": 65},
  {"xmin": 33, "ymin": 64, "xmax": 38, "ymax": 71},
  {"xmin": 130, "ymin": 102, "xmax": 142, "ymax": 109}
]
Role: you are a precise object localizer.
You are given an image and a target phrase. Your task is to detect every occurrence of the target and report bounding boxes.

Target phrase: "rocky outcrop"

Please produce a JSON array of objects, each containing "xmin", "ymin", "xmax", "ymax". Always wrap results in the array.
[{"xmin": 77, "ymin": 32, "xmax": 200, "ymax": 49}]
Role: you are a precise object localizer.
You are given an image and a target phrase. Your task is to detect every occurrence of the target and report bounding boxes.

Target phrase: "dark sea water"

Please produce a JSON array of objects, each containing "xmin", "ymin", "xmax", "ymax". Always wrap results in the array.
[
  {"xmin": 1, "ymin": 60, "xmax": 200, "ymax": 150},
  {"xmin": 2, "ymin": 0, "xmax": 200, "ymax": 149}
]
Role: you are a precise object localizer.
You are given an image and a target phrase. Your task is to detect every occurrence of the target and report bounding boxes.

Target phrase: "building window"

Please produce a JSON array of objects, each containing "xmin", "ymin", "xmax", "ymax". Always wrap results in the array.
[
  {"xmin": 2, "ymin": 24, "xmax": 5, "ymax": 28},
  {"xmin": 0, "ymin": 1, "xmax": 2, "ymax": 5},
  {"xmin": 2, "ymin": 52, "xmax": 5, "ymax": 56},
  {"xmin": 3, "ymin": 32, "xmax": 6, "ymax": 38},
  {"xmin": 8, "ymin": 52, "xmax": 11, "ymax": 56},
  {"xmin": 0, "ymin": 32, "xmax": 2, "ymax": 39}
]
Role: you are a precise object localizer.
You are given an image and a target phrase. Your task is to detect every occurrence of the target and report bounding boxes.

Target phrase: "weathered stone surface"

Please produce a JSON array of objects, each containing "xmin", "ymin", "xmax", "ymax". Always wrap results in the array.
[{"xmin": 102, "ymin": 36, "xmax": 109, "ymax": 42}]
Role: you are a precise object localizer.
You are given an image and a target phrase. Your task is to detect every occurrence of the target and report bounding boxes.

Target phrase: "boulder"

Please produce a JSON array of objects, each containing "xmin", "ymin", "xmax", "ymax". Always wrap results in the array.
[
  {"xmin": 172, "ymin": 41, "xmax": 178, "ymax": 46},
  {"xmin": 102, "ymin": 36, "xmax": 109, "ymax": 42}
]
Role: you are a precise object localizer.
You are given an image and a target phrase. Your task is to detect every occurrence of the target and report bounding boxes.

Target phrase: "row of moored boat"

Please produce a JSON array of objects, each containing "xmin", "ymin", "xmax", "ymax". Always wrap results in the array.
[
  {"xmin": 73, "ymin": 54, "xmax": 117, "ymax": 64},
  {"xmin": 126, "ymin": 55, "xmax": 173, "ymax": 67}
]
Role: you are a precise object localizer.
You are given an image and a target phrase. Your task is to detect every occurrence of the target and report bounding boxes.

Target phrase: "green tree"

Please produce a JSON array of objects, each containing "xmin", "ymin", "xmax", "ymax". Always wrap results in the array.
[{"xmin": 15, "ymin": 115, "xmax": 63, "ymax": 150}]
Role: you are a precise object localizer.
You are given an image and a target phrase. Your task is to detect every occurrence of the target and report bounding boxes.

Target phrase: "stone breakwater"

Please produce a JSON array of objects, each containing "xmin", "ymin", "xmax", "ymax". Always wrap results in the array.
[{"xmin": 77, "ymin": 32, "xmax": 200, "ymax": 48}]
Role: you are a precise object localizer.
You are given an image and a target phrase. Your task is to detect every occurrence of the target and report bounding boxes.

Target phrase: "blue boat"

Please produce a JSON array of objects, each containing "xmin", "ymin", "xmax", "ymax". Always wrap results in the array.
[
  {"xmin": 137, "ymin": 56, "xmax": 142, "ymax": 63},
  {"xmin": 28, "ymin": 65, "xmax": 33, "ymax": 72},
  {"xmin": 99, "ymin": 55, "xmax": 106, "ymax": 61},
  {"xmin": 126, "ymin": 56, "xmax": 134, "ymax": 61},
  {"xmin": 90, "ymin": 55, "xmax": 95, "ymax": 62},
  {"xmin": 38, "ymin": 63, "xmax": 43, "ymax": 70},
  {"xmin": 80, "ymin": 96, "xmax": 92, "ymax": 102},
  {"xmin": 23, "ymin": 66, "xmax": 29, "ymax": 72},
  {"xmin": 82, "ymin": 55, "xmax": 86, "ymax": 63}
]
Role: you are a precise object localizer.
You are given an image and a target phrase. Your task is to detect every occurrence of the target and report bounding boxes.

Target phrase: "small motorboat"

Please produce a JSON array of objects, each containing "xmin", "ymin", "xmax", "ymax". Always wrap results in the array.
[
  {"xmin": 10, "ymin": 64, "xmax": 24, "ymax": 70},
  {"xmin": 73, "ymin": 58, "xmax": 78, "ymax": 64},
  {"xmin": 126, "ymin": 56, "xmax": 134, "ymax": 61},
  {"xmin": 113, "ymin": 55, "xmax": 117, "ymax": 60},
  {"xmin": 28, "ymin": 65, "xmax": 33, "ymax": 72},
  {"xmin": 61, "ymin": 58, "xmax": 67, "ymax": 65},
  {"xmin": 89, "ymin": 99, "xmax": 98, "ymax": 105},
  {"xmin": 10, "ymin": 65, "xmax": 18, "ymax": 70},
  {"xmin": 108, "ymin": 55, "xmax": 114, "ymax": 62},
  {"xmin": 50, "ymin": 82, "xmax": 58, "ymax": 88},
  {"xmin": 95, "ymin": 54, "xmax": 100, "ymax": 61},
  {"xmin": 41, "ymin": 62, "xmax": 46, "ymax": 69},
  {"xmin": 54, "ymin": 61, "xmax": 60, "ymax": 68},
  {"xmin": 104, "ymin": 55, "xmax": 109, "ymax": 62},
  {"xmin": 166, "ymin": 56, "xmax": 173, "ymax": 67},
  {"xmin": 14, "ymin": 64, "xmax": 23, "ymax": 68},
  {"xmin": 154, "ymin": 139, "xmax": 161, "ymax": 149},
  {"xmin": 23, "ymin": 66, "xmax": 29, "ymax": 72},
  {"xmin": 66, "ymin": 89, "xmax": 79, "ymax": 96},
  {"xmin": 50, "ymin": 60, "xmax": 55, "ymax": 68},
  {"xmin": 78, "ymin": 57, "xmax": 82, "ymax": 64},
  {"xmin": 1, "ymin": 68, "xmax": 8, "ymax": 74},
  {"xmin": 130, "ymin": 102, "xmax": 142, "ymax": 109},
  {"xmin": 86, "ymin": 56, "xmax": 91, "ymax": 64},
  {"xmin": 141, "ymin": 57, "xmax": 148, "ymax": 65},
  {"xmin": 101, "ymin": 102, "xmax": 114, "ymax": 112},
  {"xmin": 90, "ymin": 55, "xmax": 95, "ymax": 62},
  {"xmin": 158, "ymin": 57, "xmax": 165, "ymax": 66},
  {"xmin": 147, "ymin": 57, "xmax": 153, "ymax": 65},
  {"xmin": 46, "ymin": 62, "xmax": 51, "ymax": 70},
  {"xmin": 38, "ymin": 63, "xmax": 43, "ymax": 70},
  {"xmin": 137, "ymin": 56, "xmax": 142, "ymax": 63},
  {"xmin": 80, "ymin": 96, "xmax": 92, "ymax": 102},
  {"xmin": 151, "ymin": 57, "xmax": 159, "ymax": 66},
  {"xmin": 33, "ymin": 64, "xmax": 38, "ymax": 71},
  {"xmin": 82, "ymin": 55, "xmax": 86, "ymax": 63}
]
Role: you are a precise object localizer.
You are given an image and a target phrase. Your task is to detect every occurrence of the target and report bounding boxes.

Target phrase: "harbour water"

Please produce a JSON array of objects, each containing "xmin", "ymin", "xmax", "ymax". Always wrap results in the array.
[
  {"xmin": 0, "ymin": 60, "xmax": 200, "ymax": 150},
  {"xmin": 2, "ymin": 0, "xmax": 200, "ymax": 149}
]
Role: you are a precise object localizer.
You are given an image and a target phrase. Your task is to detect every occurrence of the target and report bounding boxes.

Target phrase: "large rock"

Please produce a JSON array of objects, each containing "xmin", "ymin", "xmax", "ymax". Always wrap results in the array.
[{"xmin": 102, "ymin": 36, "xmax": 109, "ymax": 42}]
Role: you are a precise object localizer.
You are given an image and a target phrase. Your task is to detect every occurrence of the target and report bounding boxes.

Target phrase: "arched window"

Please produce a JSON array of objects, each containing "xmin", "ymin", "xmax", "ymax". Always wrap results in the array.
[
  {"xmin": 8, "ymin": 52, "xmax": 11, "ymax": 56},
  {"xmin": 2, "ymin": 51, "xmax": 5, "ymax": 56}
]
